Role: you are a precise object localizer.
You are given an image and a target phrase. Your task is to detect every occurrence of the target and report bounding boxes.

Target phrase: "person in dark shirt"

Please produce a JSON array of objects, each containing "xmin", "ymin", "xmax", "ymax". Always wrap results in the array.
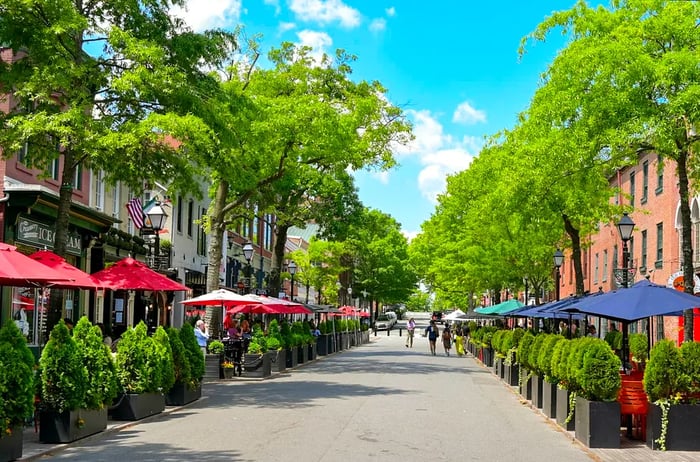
[{"xmin": 425, "ymin": 320, "xmax": 440, "ymax": 356}]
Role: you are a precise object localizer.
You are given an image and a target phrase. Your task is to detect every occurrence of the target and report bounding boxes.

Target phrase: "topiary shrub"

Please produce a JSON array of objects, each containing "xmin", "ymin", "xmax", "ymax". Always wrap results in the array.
[
  {"xmin": 266, "ymin": 336, "xmax": 282, "ymax": 350},
  {"xmin": 629, "ymin": 333, "xmax": 649, "ymax": 365},
  {"xmin": 115, "ymin": 322, "xmax": 154, "ymax": 394},
  {"xmin": 528, "ymin": 333, "xmax": 547, "ymax": 376},
  {"xmin": 644, "ymin": 339, "xmax": 688, "ymax": 402},
  {"xmin": 680, "ymin": 341, "xmax": 700, "ymax": 397},
  {"xmin": 180, "ymin": 323, "xmax": 204, "ymax": 387},
  {"xmin": 40, "ymin": 320, "xmax": 88, "ymax": 413},
  {"xmin": 538, "ymin": 334, "xmax": 565, "ymax": 382},
  {"xmin": 152, "ymin": 326, "xmax": 175, "ymax": 393},
  {"xmin": 565, "ymin": 337, "xmax": 596, "ymax": 393},
  {"xmin": 73, "ymin": 317, "xmax": 118, "ymax": 409},
  {"xmin": 167, "ymin": 328, "xmax": 191, "ymax": 389},
  {"xmin": 0, "ymin": 321, "xmax": 36, "ymax": 437},
  {"xmin": 551, "ymin": 337, "xmax": 572, "ymax": 386},
  {"xmin": 518, "ymin": 331, "xmax": 536, "ymax": 371},
  {"xmin": 577, "ymin": 339, "xmax": 621, "ymax": 401},
  {"xmin": 280, "ymin": 321, "xmax": 293, "ymax": 349},
  {"xmin": 247, "ymin": 341, "xmax": 262, "ymax": 354},
  {"xmin": 252, "ymin": 328, "xmax": 268, "ymax": 353},
  {"xmin": 604, "ymin": 330, "xmax": 622, "ymax": 350}
]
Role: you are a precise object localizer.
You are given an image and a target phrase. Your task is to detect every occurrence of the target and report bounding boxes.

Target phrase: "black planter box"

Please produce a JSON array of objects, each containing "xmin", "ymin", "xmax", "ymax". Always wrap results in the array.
[
  {"xmin": 296, "ymin": 346, "xmax": 305, "ymax": 364},
  {"xmin": 40, "ymin": 408, "xmax": 107, "ymax": 443},
  {"xmin": 574, "ymin": 396, "xmax": 620, "ymax": 448},
  {"xmin": 317, "ymin": 335, "xmax": 330, "ymax": 355},
  {"xmin": 647, "ymin": 403, "xmax": 700, "ymax": 450},
  {"xmin": 521, "ymin": 369, "xmax": 532, "ymax": 400},
  {"xmin": 270, "ymin": 349, "xmax": 286, "ymax": 373},
  {"xmin": 0, "ymin": 425, "xmax": 23, "ymax": 462},
  {"xmin": 308, "ymin": 343, "xmax": 317, "ymax": 361},
  {"xmin": 242, "ymin": 352, "xmax": 271, "ymax": 378},
  {"xmin": 542, "ymin": 380, "xmax": 558, "ymax": 418},
  {"xmin": 165, "ymin": 383, "xmax": 201, "ymax": 406},
  {"xmin": 556, "ymin": 388, "xmax": 575, "ymax": 431},
  {"xmin": 532, "ymin": 374, "xmax": 544, "ymax": 408},
  {"xmin": 361, "ymin": 331, "xmax": 370, "ymax": 344},
  {"xmin": 285, "ymin": 347, "xmax": 298, "ymax": 368},
  {"xmin": 493, "ymin": 357, "xmax": 501, "ymax": 376},
  {"xmin": 482, "ymin": 348, "xmax": 494, "ymax": 367},
  {"xmin": 110, "ymin": 393, "xmax": 165, "ymax": 421},
  {"xmin": 504, "ymin": 364, "xmax": 520, "ymax": 387},
  {"xmin": 204, "ymin": 353, "xmax": 222, "ymax": 381}
]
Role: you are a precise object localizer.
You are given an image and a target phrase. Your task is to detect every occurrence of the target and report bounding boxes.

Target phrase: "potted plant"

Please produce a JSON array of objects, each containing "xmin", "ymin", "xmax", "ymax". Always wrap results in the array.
[
  {"xmin": 267, "ymin": 320, "xmax": 286, "ymax": 373},
  {"xmin": 0, "ymin": 321, "xmax": 35, "ymax": 461},
  {"xmin": 221, "ymin": 360, "xmax": 236, "ymax": 379},
  {"xmin": 517, "ymin": 331, "xmax": 536, "ymax": 400},
  {"xmin": 528, "ymin": 333, "xmax": 547, "ymax": 408},
  {"xmin": 573, "ymin": 338, "xmax": 621, "ymax": 448},
  {"xmin": 165, "ymin": 326, "xmax": 201, "ymax": 405},
  {"xmin": 644, "ymin": 339, "xmax": 700, "ymax": 451},
  {"xmin": 111, "ymin": 322, "xmax": 167, "ymax": 420},
  {"xmin": 206, "ymin": 339, "xmax": 225, "ymax": 381},
  {"xmin": 281, "ymin": 321, "xmax": 298, "ymax": 368},
  {"xmin": 629, "ymin": 333, "xmax": 649, "ymax": 372},
  {"xmin": 316, "ymin": 320, "xmax": 330, "ymax": 355},
  {"xmin": 178, "ymin": 323, "xmax": 204, "ymax": 400},
  {"xmin": 551, "ymin": 337, "xmax": 575, "ymax": 431},
  {"xmin": 242, "ymin": 340, "xmax": 271, "ymax": 378},
  {"xmin": 39, "ymin": 317, "xmax": 115, "ymax": 443},
  {"xmin": 303, "ymin": 321, "xmax": 317, "ymax": 361},
  {"xmin": 538, "ymin": 334, "xmax": 564, "ymax": 419}
]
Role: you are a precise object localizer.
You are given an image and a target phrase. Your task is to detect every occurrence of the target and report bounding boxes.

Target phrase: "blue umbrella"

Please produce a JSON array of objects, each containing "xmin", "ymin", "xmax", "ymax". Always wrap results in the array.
[
  {"xmin": 514, "ymin": 295, "xmax": 592, "ymax": 319},
  {"xmin": 554, "ymin": 279, "xmax": 697, "ymax": 322}
]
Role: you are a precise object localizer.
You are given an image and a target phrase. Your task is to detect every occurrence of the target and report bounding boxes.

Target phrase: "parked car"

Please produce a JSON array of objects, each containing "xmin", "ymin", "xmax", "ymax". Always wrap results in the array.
[
  {"xmin": 432, "ymin": 311, "xmax": 443, "ymax": 324},
  {"xmin": 374, "ymin": 312, "xmax": 397, "ymax": 330}
]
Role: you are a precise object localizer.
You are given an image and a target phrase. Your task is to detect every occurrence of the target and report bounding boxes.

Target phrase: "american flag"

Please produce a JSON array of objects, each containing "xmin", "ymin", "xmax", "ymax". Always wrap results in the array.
[{"xmin": 126, "ymin": 197, "xmax": 145, "ymax": 229}]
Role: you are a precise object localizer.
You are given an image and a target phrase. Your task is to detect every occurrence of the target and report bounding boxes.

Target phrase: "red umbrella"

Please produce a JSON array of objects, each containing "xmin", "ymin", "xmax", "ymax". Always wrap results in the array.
[
  {"xmin": 0, "ymin": 243, "xmax": 72, "ymax": 286},
  {"xmin": 226, "ymin": 303, "xmax": 278, "ymax": 315},
  {"xmin": 90, "ymin": 257, "xmax": 188, "ymax": 291},
  {"xmin": 29, "ymin": 250, "xmax": 105, "ymax": 289},
  {"xmin": 181, "ymin": 289, "xmax": 251, "ymax": 306},
  {"xmin": 242, "ymin": 294, "xmax": 312, "ymax": 314}
]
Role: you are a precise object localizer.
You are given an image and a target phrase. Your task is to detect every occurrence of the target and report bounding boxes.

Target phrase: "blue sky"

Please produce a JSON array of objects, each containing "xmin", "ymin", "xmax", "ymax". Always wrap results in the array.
[{"xmin": 171, "ymin": 0, "xmax": 577, "ymax": 238}]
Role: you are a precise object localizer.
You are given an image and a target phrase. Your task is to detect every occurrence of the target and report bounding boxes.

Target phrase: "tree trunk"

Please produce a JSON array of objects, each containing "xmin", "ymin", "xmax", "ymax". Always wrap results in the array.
[
  {"xmin": 677, "ymin": 150, "xmax": 694, "ymax": 342},
  {"xmin": 562, "ymin": 214, "xmax": 585, "ymax": 296},
  {"xmin": 204, "ymin": 180, "xmax": 228, "ymax": 339},
  {"xmin": 270, "ymin": 223, "xmax": 291, "ymax": 297}
]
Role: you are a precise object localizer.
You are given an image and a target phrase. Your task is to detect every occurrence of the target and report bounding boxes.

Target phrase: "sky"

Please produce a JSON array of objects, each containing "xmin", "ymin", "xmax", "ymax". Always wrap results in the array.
[{"xmin": 170, "ymin": 0, "xmax": 579, "ymax": 239}]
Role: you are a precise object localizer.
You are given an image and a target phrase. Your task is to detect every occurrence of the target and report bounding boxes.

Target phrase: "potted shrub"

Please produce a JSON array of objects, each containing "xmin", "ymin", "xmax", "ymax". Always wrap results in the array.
[
  {"xmin": 316, "ymin": 320, "xmax": 331, "ymax": 355},
  {"xmin": 221, "ymin": 360, "xmax": 236, "ymax": 379},
  {"xmin": 303, "ymin": 321, "xmax": 317, "ymax": 360},
  {"xmin": 538, "ymin": 334, "xmax": 564, "ymax": 419},
  {"xmin": 551, "ymin": 337, "xmax": 575, "ymax": 431},
  {"xmin": 528, "ymin": 333, "xmax": 547, "ymax": 408},
  {"xmin": 281, "ymin": 321, "xmax": 298, "ymax": 368},
  {"xmin": 242, "ymin": 340, "xmax": 271, "ymax": 378},
  {"xmin": 206, "ymin": 339, "xmax": 225, "ymax": 381},
  {"xmin": 177, "ymin": 323, "xmax": 204, "ymax": 400},
  {"xmin": 573, "ymin": 338, "xmax": 621, "ymax": 448},
  {"xmin": 165, "ymin": 326, "xmax": 201, "ymax": 405},
  {"xmin": 645, "ymin": 339, "xmax": 700, "ymax": 451},
  {"xmin": 0, "ymin": 321, "xmax": 35, "ymax": 461},
  {"xmin": 267, "ymin": 320, "xmax": 286, "ymax": 373},
  {"xmin": 629, "ymin": 333, "xmax": 649, "ymax": 372},
  {"xmin": 111, "ymin": 322, "xmax": 166, "ymax": 420},
  {"xmin": 517, "ymin": 331, "xmax": 536, "ymax": 400}
]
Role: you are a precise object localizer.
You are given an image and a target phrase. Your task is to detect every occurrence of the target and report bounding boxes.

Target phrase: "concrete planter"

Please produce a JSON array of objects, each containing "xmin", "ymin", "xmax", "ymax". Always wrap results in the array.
[
  {"xmin": 110, "ymin": 393, "xmax": 165, "ymax": 421},
  {"xmin": 285, "ymin": 347, "xmax": 298, "ymax": 368},
  {"xmin": 243, "ymin": 353, "xmax": 272, "ymax": 378},
  {"xmin": 40, "ymin": 408, "xmax": 107, "ymax": 443},
  {"xmin": 204, "ymin": 353, "xmax": 223, "ymax": 381},
  {"xmin": 574, "ymin": 396, "xmax": 620, "ymax": 448},
  {"xmin": 269, "ymin": 349, "xmax": 286, "ymax": 373},
  {"xmin": 556, "ymin": 388, "xmax": 575, "ymax": 431},
  {"xmin": 647, "ymin": 403, "xmax": 700, "ymax": 451}
]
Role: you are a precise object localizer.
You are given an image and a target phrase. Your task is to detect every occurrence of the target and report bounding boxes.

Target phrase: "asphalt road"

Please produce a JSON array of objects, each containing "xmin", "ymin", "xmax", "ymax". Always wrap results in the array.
[{"xmin": 39, "ymin": 327, "xmax": 595, "ymax": 462}]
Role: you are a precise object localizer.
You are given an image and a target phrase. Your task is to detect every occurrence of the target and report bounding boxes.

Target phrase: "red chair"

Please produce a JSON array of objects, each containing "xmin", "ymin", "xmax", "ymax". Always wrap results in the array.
[{"xmin": 618, "ymin": 379, "xmax": 648, "ymax": 441}]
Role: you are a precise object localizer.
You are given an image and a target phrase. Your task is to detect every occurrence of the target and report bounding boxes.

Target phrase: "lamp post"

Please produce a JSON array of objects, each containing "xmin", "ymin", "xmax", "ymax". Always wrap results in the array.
[
  {"xmin": 242, "ymin": 241, "xmax": 254, "ymax": 294},
  {"xmin": 523, "ymin": 276, "xmax": 529, "ymax": 306},
  {"xmin": 553, "ymin": 249, "xmax": 564, "ymax": 302},
  {"xmin": 147, "ymin": 202, "xmax": 168, "ymax": 269},
  {"xmin": 288, "ymin": 261, "xmax": 297, "ymax": 301},
  {"xmin": 617, "ymin": 212, "xmax": 635, "ymax": 370},
  {"xmin": 347, "ymin": 287, "xmax": 353, "ymax": 307}
]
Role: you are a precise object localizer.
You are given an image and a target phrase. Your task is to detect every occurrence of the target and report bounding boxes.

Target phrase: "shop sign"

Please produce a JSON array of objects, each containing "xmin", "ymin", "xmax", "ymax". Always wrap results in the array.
[
  {"xmin": 667, "ymin": 270, "xmax": 700, "ymax": 294},
  {"xmin": 17, "ymin": 216, "xmax": 82, "ymax": 256}
]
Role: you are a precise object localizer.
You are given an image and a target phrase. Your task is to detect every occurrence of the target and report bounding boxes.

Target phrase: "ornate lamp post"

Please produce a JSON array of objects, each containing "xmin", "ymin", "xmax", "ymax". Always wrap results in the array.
[
  {"xmin": 146, "ymin": 202, "xmax": 168, "ymax": 269},
  {"xmin": 288, "ymin": 261, "xmax": 297, "ymax": 300},
  {"xmin": 553, "ymin": 249, "xmax": 564, "ymax": 302},
  {"xmin": 617, "ymin": 212, "xmax": 635, "ymax": 370},
  {"xmin": 242, "ymin": 241, "xmax": 254, "ymax": 294}
]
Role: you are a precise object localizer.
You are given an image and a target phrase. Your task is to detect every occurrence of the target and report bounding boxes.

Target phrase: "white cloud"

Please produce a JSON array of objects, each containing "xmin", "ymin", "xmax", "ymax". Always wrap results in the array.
[
  {"xmin": 398, "ymin": 110, "xmax": 481, "ymax": 203},
  {"xmin": 296, "ymin": 29, "xmax": 333, "ymax": 63},
  {"xmin": 279, "ymin": 21, "xmax": 297, "ymax": 34},
  {"xmin": 369, "ymin": 18, "xmax": 386, "ymax": 32},
  {"xmin": 452, "ymin": 101, "xmax": 487, "ymax": 125},
  {"xmin": 289, "ymin": 0, "xmax": 361, "ymax": 28},
  {"xmin": 402, "ymin": 230, "xmax": 418, "ymax": 242},
  {"xmin": 386, "ymin": 6, "xmax": 396, "ymax": 17},
  {"xmin": 171, "ymin": 0, "xmax": 242, "ymax": 31}
]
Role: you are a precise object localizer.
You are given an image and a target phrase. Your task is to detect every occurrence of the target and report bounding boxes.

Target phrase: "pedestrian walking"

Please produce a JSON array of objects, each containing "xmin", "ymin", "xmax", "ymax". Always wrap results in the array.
[
  {"xmin": 442, "ymin": 326, "xmax": 452, "ymax": 356},
  {"xmin": 454, "ymin": 325, "xmax": 465, "ymax": 357},
  {"xmin": 405, "ymin": 317, "xmax": 416, "ymax": 347},
  {"xmin": 425, "ymin": 320, "xmax": 440, "ymax": 355}
]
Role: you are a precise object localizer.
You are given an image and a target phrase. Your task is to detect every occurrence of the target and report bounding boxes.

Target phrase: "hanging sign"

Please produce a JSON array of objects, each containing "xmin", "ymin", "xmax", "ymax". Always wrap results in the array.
[{"xmin": 667, "ymin": 270, "xmax": 700, "ymax": 294}]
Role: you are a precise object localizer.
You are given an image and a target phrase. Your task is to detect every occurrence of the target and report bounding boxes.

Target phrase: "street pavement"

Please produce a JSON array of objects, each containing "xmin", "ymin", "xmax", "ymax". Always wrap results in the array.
[{"xmin": 20, "ymin": 323, "xmax": 699, "ymax": 462}]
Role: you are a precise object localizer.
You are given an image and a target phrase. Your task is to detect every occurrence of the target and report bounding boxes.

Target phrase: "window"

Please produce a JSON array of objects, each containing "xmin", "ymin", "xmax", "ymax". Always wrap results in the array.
[
  {"xmin": 641, "ymin": 230, "xmax": 648, "ymax": 271},
  {"xmin": 612, "ymin": 245, "xmax": 618, "ymax": 272},
  {"xmin": 111, "ymin": 183, "xmax": 120, "ymax": 218},
  {"xmin": 94, "ymin": 170, "xmax": 105, "ymax": 210},
  {"xmin": 74, "ymin": 163, "xmax": 83, "ymax": 191},
  {"xmin": 176, "ymin": 196, "xmax": 183, "ymax": 233},
  {"xmin": 197, "ymin": 207, "xmax": 207, "ymax": 256},
  {"xmin": 629, "ymin": 171, "xmax": 635, "ymax": 206},
  {"xmin": 628, "ymin": 237, "xmax": 634, "ymax": 269},
  {"xmin": 264, "ymin": 214, "xmax": 273, "ymax": 250},
  {"xmin": 602, "ymin": 250, "xmax": 608, "ymax": 282},
  {"xmin": 17, "ymin": 142, "xmax": 28, "ymax": 165},
  {"xmin": 656, "ymin": 223, "xmax": 663, "ymax": 268},
  {"xmin": 582, "ymin": 248, "xmax": 587, "ymax": 279},
  {"xmin": 187, "ymin": 200, "xmax": 193, "ymax": 237},
  {"xmin": 594, "ymin": 253, "xmax": 599, "ymax": 284},
  {"xmin": 49, "ymin": 158, "xmax": 60, "ymax": 181},
  {"xmin": 656, "ymin": 161, "xmax": 664, "ymax": 195},
  {"xmin": 641, "ymin": 161, "xmax": 649, "ymax": 203}
]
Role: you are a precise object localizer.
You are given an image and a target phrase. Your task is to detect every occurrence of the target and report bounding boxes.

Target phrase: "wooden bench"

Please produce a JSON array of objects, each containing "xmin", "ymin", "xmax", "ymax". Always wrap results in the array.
[{"xmin": 618, "ymin": 379, "xmax": 648, "ymax": 441}]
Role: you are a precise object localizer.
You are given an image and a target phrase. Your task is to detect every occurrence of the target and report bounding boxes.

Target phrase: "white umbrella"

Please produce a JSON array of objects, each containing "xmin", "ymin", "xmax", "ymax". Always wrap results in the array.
[{"xmin": 444, "ymin": 309, "xmax": 468, "ymax": 322}]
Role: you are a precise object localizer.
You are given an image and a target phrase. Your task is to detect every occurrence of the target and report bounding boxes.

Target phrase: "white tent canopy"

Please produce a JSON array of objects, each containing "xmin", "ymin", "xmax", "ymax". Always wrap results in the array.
[{"xmin": 444, "ymin": 309, "xmax": 468, "ymax": 321}]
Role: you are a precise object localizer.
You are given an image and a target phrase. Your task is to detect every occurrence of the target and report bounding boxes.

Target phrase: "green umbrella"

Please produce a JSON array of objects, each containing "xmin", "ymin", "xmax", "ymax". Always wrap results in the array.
[{"xmin": 475, "ymin": 299, "xmax": 524, "ymax": 315}]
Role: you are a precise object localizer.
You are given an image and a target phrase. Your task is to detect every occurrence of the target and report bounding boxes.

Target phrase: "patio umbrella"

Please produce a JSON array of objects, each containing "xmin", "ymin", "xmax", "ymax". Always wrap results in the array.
[
  {"xmin": 226, "ymin": 303, "xmax": 278, "ymax": 315},
  {"xmin": 90, "ymin": 257, "xmax": 189, "ymax": 291},
  {"xmin": 476, "ymin": 299, "xmax": 524, "ymax": 315},
  {"xmin": 0, "ymin": 243, "xmax": 72, "ymax": 286},
  {"xmin": 444, "ymin": 309, "xmax": 469, "ymax": 322},
  {"xmin": 181, "ymin": 289, "xmax": 252, "ymax": 307},
  {"xmin": 241, "ymin": 294, "xmax": 313, "ymax": 314},
  {"xmin": 28, "ymin": 250, "xmax": 104, "ymax": 289}
]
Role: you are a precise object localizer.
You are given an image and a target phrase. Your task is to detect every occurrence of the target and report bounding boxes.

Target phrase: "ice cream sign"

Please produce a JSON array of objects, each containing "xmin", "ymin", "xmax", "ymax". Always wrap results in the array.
[{"xmin": 17, "ymin": 216, "xmax": 82, "ymax": 255}]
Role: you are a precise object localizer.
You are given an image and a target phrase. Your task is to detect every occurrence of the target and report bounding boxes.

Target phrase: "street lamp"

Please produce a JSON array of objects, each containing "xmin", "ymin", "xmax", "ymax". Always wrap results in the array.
[
  {"xmin": 347, "ymin": 287, "xmax": 353, "ymax": 307},
  {"xmin": 288, "ymin": 261, "xmax": 297, "ymax": 300},
  {"xmin": 147, "ymin": 202, "xmax": 168, "ymax": 269},
  {"xmin": 523, "ymin": 276, "xmax": 529, "ymax": 306},
  {"xmin": 617, "ymin": 212, "xmax": 635, "ymax": 371},
  {"xmin": 242, "ymin": 241, "xmax": 254, "ymax": 294},
  {"xmin": 553, "ymin": 249, "xmax": 564, "ymax": 302}
]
